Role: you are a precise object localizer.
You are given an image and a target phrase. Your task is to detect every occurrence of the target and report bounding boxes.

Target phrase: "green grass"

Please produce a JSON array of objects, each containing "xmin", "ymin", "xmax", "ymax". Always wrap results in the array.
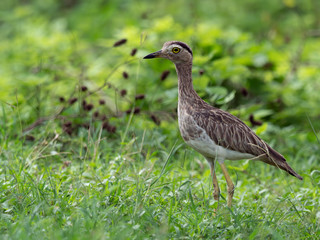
[
  {"xmin": 1, "ymin": 0, "xmax": 320, "ymax": 239},
  {"xmin": 1, "ymin": 115, "xmax": 319, "ymax": 239}
]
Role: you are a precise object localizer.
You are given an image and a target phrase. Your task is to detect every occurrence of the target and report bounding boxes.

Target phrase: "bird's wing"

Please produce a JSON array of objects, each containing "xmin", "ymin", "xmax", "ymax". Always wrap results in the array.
[
  {"xmin": 192, "ymin": 107, "xmax": 303, "ymax": 179},
  {"xmin": 192, "ymin": 108, "xmax": 270, "ymax": 157}
]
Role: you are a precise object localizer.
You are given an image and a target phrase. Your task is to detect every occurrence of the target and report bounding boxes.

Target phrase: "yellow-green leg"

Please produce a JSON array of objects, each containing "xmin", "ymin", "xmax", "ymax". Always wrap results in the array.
[
  {"xmin": 211, "ymin": 167, "xmax": 220, "ymax": 201},
  {"xmin": 220, "ymin": 163, "xmax": 235, "ymax": 207},
  {"xmin": 208, "ymin": 159, "xmax": 220, "ymax": 202}
]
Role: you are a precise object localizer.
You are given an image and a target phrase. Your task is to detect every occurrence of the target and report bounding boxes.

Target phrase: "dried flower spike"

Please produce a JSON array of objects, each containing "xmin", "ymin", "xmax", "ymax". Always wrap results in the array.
[
  {"xmin": 100, "ymin": 115, "xmax": 107, "ymax": 121},
  {"xmin": 131, "ymin": 48, "xmax": 137, "ymax": 56},
  {"xmin": 107, "ymin": 125, "xmax": 116, "ymax": 133},
  {"xmin": 125, "ymin": 107, "xmax": 140, "ymax": 115},
  {"xmin": 69, "ymin": 98, "xmax": 78, "ymax": 105},
  {"xmin": 85, "ymin": 103, "xmax": 94, "ymax": 111},
  {"xmin": 81, "ymin": 86, "xmax": 88, "ymax": 92},
  {"xmin": 63, "ymin": 121, "xmax": 72, "ymax": 128},
  {"xmin": 102, "ymin": 121, "xmax": 109, "ymax": 129},
  {"xmin": 82, "ymin": 100, "xmax": 87, "ymax": 110},
  {"xmin": 113, "ymin": 39, "xmax": 127, "ymax": 47},
  {"xmin": 241, "ymin": 88, "xmax": 248, "ymax": 97},
  {"xmin": 249, "ymin": 114, "xmax": 262, "ymax": 127},
  {"xmin": 93, "ymin": 111, "xmax": 99, "ymax": 118},
  {"xmin": 120, "ymin": 89, "xmax": 127, "ymax": 97},
  {"xmin": 133, "ymin": 107, "xmax": 140, "ymax": 114},
  {"xmin": 25, "ymin": 135, "xmax": 35, "ymax": 141},
  {"xmin": 64, "ymin": 128, "xmax": 73, "ymax": 135},
  {"xmin": 135, "ymin": 94, "xmax": 145, "ymax": 100},
  {"xmin": 122, "ymin": 71, "xmax": 129, "ymax": 79},
  {"xmin": 160, "ymin": 70, "xmax": 170, "ymax": 81},
  {"xmin": 102, "ymin": 121, "xmax": 116, "ymax": 133},
  {"xmin": 150, "ymin": 114, "xmax": 161, "ymax": 126}
]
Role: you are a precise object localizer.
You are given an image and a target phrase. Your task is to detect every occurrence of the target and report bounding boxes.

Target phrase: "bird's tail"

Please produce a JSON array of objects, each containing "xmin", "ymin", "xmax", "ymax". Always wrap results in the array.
[{"xmin": 263, "ymin": 146, "xmax": 303, "ymax": 180}]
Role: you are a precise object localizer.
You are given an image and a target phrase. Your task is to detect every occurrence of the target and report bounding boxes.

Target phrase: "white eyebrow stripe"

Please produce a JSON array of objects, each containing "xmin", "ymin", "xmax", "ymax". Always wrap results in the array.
[{"xmin": 170, "ymin": 44, "xmax": 182, "ymax": 49}]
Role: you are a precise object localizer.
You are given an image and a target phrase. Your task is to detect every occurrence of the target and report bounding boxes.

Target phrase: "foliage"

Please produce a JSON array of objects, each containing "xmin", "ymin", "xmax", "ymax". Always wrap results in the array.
[{"xmin": 0, "ymin": 0, "xmax": 320, "ymax": 239}]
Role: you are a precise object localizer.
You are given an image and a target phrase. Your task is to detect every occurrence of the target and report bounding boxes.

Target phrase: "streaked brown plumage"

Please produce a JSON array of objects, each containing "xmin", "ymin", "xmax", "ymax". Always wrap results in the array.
[{"xmin": 144, "ymin": 41, "xmax": 302, "ymax": 207}]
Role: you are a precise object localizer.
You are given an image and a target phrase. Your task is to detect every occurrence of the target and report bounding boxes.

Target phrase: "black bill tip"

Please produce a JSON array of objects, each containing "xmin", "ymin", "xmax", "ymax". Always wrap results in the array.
[{"xmin": 143, "ymin": 50, "xmax": 161, "ymax": 59}]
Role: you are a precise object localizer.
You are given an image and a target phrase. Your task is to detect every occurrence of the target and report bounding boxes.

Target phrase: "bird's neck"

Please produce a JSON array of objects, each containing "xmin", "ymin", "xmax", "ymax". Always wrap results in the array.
[{"xmin": 175, "ymin": 61, "xmax": 197, "ymax": 101}]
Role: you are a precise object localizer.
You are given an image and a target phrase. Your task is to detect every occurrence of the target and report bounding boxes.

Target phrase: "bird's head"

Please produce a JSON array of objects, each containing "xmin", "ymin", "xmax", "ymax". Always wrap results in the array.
[{"xmin": 144, "ymin": 41, "xmax": 193, "ymax": 64}]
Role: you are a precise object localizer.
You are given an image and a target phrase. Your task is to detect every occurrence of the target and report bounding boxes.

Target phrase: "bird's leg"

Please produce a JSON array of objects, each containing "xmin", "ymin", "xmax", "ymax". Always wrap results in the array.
[
  {"xmin": 219, "ymin": 163, "xmax": 235, "ymax": 207},
  {"xmin": 209, "ymin": 161, "xmax": 220, "ymax": 202}
]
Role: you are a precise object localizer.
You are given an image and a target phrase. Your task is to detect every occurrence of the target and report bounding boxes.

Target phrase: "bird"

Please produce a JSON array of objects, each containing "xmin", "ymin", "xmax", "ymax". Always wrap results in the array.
[{"xmin": 143, "ymin": 41, "xmax": 303, "ymax": 207}]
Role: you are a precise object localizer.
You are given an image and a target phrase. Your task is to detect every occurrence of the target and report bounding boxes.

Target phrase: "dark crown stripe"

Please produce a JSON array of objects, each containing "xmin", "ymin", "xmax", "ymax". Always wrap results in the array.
[{"xmin": 174, "ymin": 42, "xmax": 193, "ymax": 56}]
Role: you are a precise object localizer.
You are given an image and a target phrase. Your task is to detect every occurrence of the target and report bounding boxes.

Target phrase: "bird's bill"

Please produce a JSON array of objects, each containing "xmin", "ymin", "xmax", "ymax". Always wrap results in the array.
[{"xmin": 143, "ymin": 50, "xmax": 162, "ymax": 59}]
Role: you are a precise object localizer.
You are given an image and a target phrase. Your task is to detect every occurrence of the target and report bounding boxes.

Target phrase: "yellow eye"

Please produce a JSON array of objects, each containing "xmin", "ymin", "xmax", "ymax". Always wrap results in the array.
[{"xmin": 172, "ymin": 47, "xmax": 180, "ymax": 54}]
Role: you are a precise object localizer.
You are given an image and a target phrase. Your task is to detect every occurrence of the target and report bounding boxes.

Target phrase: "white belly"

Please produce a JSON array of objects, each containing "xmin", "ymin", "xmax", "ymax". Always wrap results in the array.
[{"xmin": 186, "ymin": 133, "xmax": 255, "ymax": 162}]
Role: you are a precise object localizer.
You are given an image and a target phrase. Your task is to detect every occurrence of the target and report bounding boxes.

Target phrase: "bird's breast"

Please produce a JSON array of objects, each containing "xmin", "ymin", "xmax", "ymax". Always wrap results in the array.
[{"xmin": 178, "ymin": 112, "xmax": 201, "ymax": 141}]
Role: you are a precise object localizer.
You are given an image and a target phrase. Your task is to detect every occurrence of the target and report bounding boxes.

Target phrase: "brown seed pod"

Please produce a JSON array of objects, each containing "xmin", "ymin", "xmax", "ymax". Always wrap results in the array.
[
  {"xmin": 199, "ymin": 69, "xmax": 205, "ymax": 75},
  {"xmin": 262, "ymin": 62, "xmax": 274, "ymax": 71},
  {"xmin": 25, "ymin": 135, "xmax": 35, "ymax": 141},
  {"xmin": 249, "ymin": 114, "xmax": 262, "ymax": 127},
  {"xmin": 131, "ymin": 48, "xmax": 137, "ymax": 56},
  {"xmin": 120, "ymin": 89, "xmax": 127, "ymax": 97},
  {"xmin": 125, "ymin": 107, "xmax": 140, "ymax": 115},
  {"xmin": 122, "ymin": 71, "xmax": 129, "ymax": 79},
  {"xmin": 82, "ymin": 100, "xmax": 87, "ymax": 110},
  {"xmin": 63, "ymin": 121, "xmax": 72, "ymax": 128},
  {"xmin": 102, "ymin": 121, "xmax": 116, "ymax": 133},
  {"xmin": 107, "ymin": 125, "xmax": 116, "ymax": 133},
  {"xmin": 81, "ymin": 86, "xmax": 88, "ymax": 92},
  {"xmin": 160, "ymin": 70, "xmax": 170, "ymax": 81},
  {"xmin": 64, "ymin": 128, "xmax": 73, "ymax": 136},
  {"xmin": 85, "ymin": 103, "xmax": 94, "ymax": 111},
  {"xmin": 241, "ymin": 88, "xmax": 248, "ymax": 97},
  {"xmin": 113, "ymin": 39, "xmax": 127, "ymax": 47},
  {"xmin": 59, "ymin": 97, "xmax": 65, "ymax": 102},
  {"xmin": 150, "ymin": 114, "xmax": 161, "ymax": 126},
  {"xmin": 133, "ymin": 107, "xmax": 140, "ymax": 114},
  {"xmin": 102, "ymin": 121, "xmax": 109, "ymax": 129},
  {"xmin": 99, "ymin": 99, "xmax": 105, "ymax": 105},
  {"xmin": 100, "ymin": 115, "xmax": 107, "ymax": 121},
  {"xmin": 69, "ymin": 98, "xmax": 78, "ymax": 105},
  {"xmin": 135, "ymin": 94, "xmax": 145, "ymax": 100},
  {"xmin": 93, "ymin": 111, "xmax": 99, "ymax": 118}
]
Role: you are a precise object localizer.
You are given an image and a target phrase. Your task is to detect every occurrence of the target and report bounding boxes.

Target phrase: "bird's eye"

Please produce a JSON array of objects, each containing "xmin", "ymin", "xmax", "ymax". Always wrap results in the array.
[{"xmin": 172, "ymin": 47, "xmax": 180, "ymax": 54}]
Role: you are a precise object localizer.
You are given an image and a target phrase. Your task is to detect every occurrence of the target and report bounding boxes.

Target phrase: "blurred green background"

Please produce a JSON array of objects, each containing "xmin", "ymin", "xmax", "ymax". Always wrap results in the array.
[
  {"xmin": 0, "ymin": 0, "xmax": 320, "ymax": 239},
  {"xmin": 1, "ymin": 0, "xmax": 320, "ymax": 129}
]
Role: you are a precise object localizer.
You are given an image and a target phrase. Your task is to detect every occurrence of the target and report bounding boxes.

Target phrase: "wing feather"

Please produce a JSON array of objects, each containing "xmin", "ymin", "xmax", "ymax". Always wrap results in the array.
[{"xmin": 192, "ymin": 108, "xmax": 268, "ymax": 157}]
